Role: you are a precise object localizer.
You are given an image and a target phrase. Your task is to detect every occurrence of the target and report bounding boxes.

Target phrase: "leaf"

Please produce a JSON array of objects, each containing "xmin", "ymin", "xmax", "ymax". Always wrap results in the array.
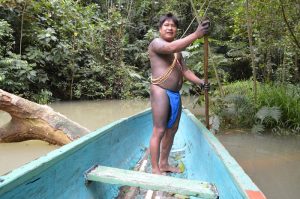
[
  {"xmin": 178, "ymin": 161, "xmax": 185, "ymax": 173},
  {"xmin": 128, "ymin": 71, "xmax": 142, "ymax": 79},
  {"xmin": 255, "ymin": 106, "xmax": 269, "ymax": 122},
  {"xmin": 269, "ymin": 106, "xmax": 281, "ymax": 122},
  {"xmin": 251, "ymin": 124, "xmax": 264, "ymax": 134},
  {"xmin": 210, "ymin": 115, "xmax": 220, "ymax": 133},
  {"xmin": 255, "ymin": 106, "xmax": 281, "ymax": 123},
  {"xmin": 51, "ymin": 36, "xmax": 57, "ymax": 41}
]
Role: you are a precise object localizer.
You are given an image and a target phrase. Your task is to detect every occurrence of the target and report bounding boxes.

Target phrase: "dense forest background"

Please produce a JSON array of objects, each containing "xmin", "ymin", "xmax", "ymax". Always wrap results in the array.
[{"xmin": 0, "ymin": 0, "xmax": 299, "ymax": 133}]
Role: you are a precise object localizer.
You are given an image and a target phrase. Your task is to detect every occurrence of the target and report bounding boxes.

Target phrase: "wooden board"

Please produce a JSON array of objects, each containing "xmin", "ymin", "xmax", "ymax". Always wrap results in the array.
[{"xmin": 86, "ymin": 165, "xmax": 218, "ymax": 199}]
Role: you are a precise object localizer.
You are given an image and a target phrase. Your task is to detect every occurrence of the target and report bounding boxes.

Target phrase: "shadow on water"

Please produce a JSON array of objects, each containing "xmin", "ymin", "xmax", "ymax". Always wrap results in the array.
[{"xmin": 1, "ymin": 98, "xmax": 300, "ymax": 199}]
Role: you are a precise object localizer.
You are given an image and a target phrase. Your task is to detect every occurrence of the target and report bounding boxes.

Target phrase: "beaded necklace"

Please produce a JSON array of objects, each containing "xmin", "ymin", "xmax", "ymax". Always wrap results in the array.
[{"xmin": 151, "ymin": 53, "xmax": 179, "ymax": 85}]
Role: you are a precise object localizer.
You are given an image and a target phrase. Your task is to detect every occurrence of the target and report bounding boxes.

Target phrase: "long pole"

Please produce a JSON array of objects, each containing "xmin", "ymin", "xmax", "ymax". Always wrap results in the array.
[{"xmin": 190, "ymin": 0, "xmax": 210, "ymax": 129}]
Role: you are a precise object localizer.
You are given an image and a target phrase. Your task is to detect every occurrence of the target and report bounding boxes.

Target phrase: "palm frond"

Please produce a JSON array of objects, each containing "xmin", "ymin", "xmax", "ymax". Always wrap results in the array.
[
  {"xmin": 251, "ymin": 124, "xmax": 264, "ymax": 134},
  {"xmin": 255, "ymin": 106, "xmax": 281, "ymax": 123},
  {"xmin": 210, "ymin": 115, "xmax": 220, "ymax": 134}
]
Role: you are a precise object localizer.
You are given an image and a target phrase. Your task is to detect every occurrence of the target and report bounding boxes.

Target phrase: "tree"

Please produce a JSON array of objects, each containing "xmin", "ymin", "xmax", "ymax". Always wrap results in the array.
[{"xmin": 246, "ymin": 0, "xmax": 257, "ymax": 104}]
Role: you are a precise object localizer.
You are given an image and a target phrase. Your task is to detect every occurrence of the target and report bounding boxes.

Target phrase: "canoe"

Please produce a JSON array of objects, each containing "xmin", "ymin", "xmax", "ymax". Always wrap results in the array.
[{"xmin": 0, "ymin": 108, "xmax": 266, "ymax": 199}]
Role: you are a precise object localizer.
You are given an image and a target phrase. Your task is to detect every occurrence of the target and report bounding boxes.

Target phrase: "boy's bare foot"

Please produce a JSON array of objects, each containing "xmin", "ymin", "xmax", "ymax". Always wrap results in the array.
[
  {"xmin": 151, "ymin": 168, "xmax": 162, "ymax": 175},
  {"xmin": 152, "ymin": 168, "xmax": 168, "ymax": 176},
  {"xmin": 159, "ymin": 164, "xmax": 181, "ymax": 173}
]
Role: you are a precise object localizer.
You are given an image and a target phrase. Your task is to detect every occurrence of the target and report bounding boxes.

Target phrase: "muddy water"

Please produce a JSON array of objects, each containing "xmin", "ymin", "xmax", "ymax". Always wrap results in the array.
[
  {"xmin": 0, "ymin": 140, "xmax": 58, "ymax": 175},
  {"xmin": 217, "ymin": 131, "xmax": 300, "ymax": 199},
  {"xmin": 1, "ymin": 98, "xmax": 300, "ymax": 198}
]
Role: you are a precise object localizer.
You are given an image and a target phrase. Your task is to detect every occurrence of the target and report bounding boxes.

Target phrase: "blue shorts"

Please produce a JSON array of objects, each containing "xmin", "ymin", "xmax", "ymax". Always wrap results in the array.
[{"xmin": 166, "ymin": 90, "xmax": 181, "ymax": 128}]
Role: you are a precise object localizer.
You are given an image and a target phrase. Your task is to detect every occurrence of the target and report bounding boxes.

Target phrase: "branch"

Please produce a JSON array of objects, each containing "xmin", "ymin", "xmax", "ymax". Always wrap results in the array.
[{"xmin": 279, "ymin": 0, "xmax": 300, "ymax": 49}]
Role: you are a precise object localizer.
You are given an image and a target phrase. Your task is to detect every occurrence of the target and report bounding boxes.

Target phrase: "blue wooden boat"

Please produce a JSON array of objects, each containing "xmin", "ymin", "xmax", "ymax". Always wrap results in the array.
[{"xmin": 0, "ymin": 108, "xmax": 266, "ymax": 199}]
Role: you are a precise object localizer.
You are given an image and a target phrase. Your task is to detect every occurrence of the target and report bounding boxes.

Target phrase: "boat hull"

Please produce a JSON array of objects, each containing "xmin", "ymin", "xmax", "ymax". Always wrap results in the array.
[{"xmin": 0, "ymin": 108, "xmax": 265, "ymax": 199}]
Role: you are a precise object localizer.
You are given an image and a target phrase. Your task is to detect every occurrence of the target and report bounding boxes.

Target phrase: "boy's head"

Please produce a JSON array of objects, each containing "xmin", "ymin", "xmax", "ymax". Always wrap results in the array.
[{"xmin": 159, "ymin": 13, "xmax": 179, "ymax": 28}]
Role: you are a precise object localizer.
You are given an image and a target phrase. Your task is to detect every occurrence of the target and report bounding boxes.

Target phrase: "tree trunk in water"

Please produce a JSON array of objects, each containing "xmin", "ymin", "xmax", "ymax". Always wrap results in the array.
[{"xmin": 0, "ymin": 89, "xmax": 90, "ymax": 145}]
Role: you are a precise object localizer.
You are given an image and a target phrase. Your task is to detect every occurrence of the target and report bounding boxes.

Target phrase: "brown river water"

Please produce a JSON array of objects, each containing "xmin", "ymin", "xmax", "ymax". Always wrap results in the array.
[{"xmin": 0, "ymin": 98, "xmax": 299, "ymax": 199}]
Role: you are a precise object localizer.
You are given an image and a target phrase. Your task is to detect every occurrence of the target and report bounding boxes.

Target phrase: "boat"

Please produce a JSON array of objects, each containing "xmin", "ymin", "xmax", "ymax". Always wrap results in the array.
[{"xmin": 0, "ymin": 108, "xmax": 266, "ymax": 199}]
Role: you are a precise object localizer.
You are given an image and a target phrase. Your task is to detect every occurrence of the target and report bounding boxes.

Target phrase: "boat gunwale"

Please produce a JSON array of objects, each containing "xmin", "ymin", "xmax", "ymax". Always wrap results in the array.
[
  {"xmin": 0, "ymin": 108, "xmax": 152, "ymax": 195},
  {"xmin": 183, "ymin": 108, "xmax": 265, "ymax": 199}
]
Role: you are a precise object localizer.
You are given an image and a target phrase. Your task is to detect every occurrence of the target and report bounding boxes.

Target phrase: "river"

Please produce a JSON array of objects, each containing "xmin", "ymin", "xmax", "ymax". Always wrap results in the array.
[{"xmin": 0, "ymin": 98, "xmax": 299, "ymax": 199}]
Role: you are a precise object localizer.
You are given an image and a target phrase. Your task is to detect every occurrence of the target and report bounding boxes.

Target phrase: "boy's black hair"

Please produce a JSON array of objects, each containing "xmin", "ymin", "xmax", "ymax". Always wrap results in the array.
[{"xmin": 158, "ymin": 13, "xmax": 179, "ymax": 28}]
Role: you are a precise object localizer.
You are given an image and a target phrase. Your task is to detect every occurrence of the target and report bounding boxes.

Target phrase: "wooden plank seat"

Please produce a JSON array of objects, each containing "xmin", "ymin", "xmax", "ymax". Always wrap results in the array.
[{"xmin": 85, "ymin": 165, "xmax": 219, "ymax": 199}]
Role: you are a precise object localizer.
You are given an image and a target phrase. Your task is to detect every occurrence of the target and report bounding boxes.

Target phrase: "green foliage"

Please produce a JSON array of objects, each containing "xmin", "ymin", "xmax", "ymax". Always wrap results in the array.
[
  {"xmin": 210, "ymin": 115, "xmax": 220, "ymax": 134},
  {"xmin": 211, "ymin": 93, "xmax": 255, "ymax": 128},
  {"xmin": 0, "ymin": 19, "xmax": 14, "ymax": 57},
  {"xmin": 251, "ymin": 124, "xmax": 264, "ymax": 134},
  {"xmin": 24, "ymin": 1, "xmax": 110, "ymax": 100},
  {"xmin": 31, "ymin": 89, "xmax": 52, "ymax": 104},
  {"xmin": 271, "ymin": 126, "xmax": 300, "ymax": 136},
  {"xmin": 0, "ymin": 54, "xmax": 36, "ymax": 93},
  {"xmin": 212, "ymin": 81, "xmax": 300, "ymax": 134},
  {"xmin": 255, "ymin": 106, "xmax": 281, "ymax": 124},
  {"xmin": 0, "ymin": 53, "xmax": 51, "ymax": 101},
  {"xmin": 256, "ymin": 83, "xmax": 300, "ymax": 129},
  {"xmin": 0, "ymin": 0, "xmax": 299, "ymax": 108},
  {"xmin": 0, "ymin": 0, "xmax": 147, "ymax": 101},
  {"xmin": 251, "ymin": 106, "xmax": 281, "ymax": 134},
  {"xmin": 230, "ymin": 0, "xmax": 300, "ymax": 83}
]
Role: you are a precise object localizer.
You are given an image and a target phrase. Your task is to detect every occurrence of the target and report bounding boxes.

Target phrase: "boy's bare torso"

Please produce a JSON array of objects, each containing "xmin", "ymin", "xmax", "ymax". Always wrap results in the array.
[{"xmin": 149, "ymin": 38, "xmax": 183, "ymax": 92}]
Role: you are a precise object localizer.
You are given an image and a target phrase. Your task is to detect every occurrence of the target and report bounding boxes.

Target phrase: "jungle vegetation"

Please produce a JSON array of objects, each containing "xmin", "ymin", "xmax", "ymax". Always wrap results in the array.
[{"xmin": 0, "ymin": 0, "xmax": 299, "ymax": 133}]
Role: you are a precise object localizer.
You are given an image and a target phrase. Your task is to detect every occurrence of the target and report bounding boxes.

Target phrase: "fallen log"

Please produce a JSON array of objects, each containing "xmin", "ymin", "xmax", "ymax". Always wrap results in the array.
[{"xmin": 0, "ymin": 89, "xmax": 90, "ymax": 145}]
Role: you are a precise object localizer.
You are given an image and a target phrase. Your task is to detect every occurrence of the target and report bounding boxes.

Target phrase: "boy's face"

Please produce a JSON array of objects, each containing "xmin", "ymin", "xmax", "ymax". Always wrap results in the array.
[{"xmin": 159, "ymin": 19, "xmax": 177, "ymax": 42}]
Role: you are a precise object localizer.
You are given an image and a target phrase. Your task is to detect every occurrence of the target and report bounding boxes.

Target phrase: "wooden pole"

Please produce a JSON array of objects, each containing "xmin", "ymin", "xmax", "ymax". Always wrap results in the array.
[{"xmin": 204, "ymin": 36, "xmax": 209, "ymax": 129}]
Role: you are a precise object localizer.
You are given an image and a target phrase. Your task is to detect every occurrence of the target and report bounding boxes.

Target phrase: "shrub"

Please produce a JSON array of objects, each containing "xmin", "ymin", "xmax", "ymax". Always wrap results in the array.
[{"xmin": 211, "ymin": 80, "xmax": 300, "ymax": 134}]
